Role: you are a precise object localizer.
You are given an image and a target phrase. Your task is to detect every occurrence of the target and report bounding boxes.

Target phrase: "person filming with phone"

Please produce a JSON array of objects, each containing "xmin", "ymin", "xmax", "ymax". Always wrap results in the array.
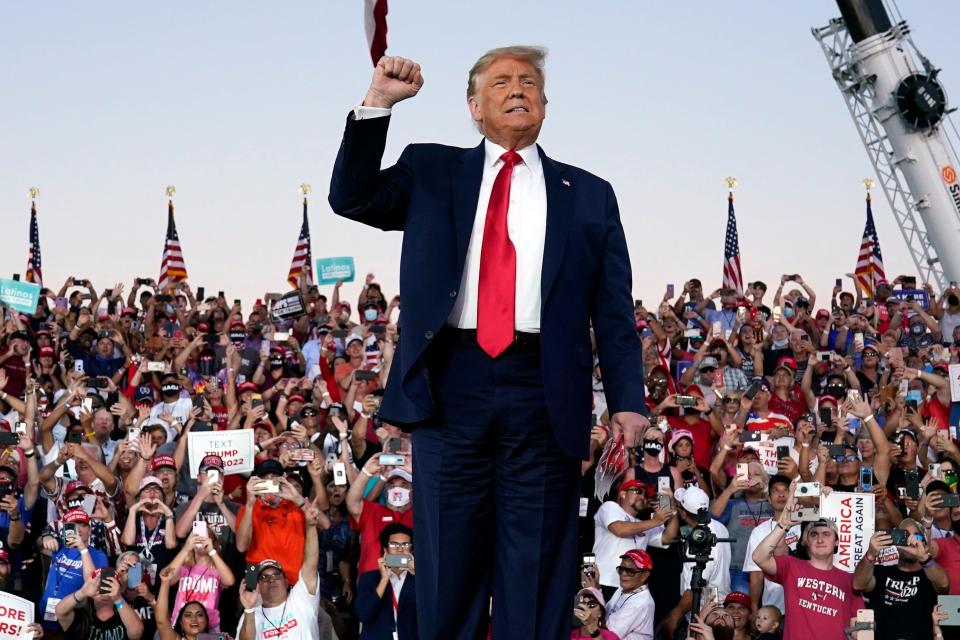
[
  {"xmin": 347, "ymin": 453, "xmax": 414, "ymax": 576},
  {"xmin": 356, "ymin": 523, "xmax": 417, "ymax": 639},
  {"xmin": 580, "ymin": 548, "xmax": 655, "ymax": 640},
  {"xmin": 54, "ymin": 567, "xmax": 144, "ymax": 640}
]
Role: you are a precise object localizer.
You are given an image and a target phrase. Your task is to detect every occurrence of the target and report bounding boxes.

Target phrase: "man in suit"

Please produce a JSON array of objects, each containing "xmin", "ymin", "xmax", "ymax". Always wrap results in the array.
[
  {"xmin": 357, "ymin": 523, "xmax": 417, "ymax": 640},
  {"xmin": 329, "ymin": 45, "xmax": 647, "ymax": 639}
]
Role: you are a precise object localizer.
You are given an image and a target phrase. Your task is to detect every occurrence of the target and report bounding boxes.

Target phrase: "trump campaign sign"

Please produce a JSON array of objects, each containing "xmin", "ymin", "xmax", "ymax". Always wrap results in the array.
[
  {"xmin": 0, "ymin": 590, "xmax": 33, "ymax": 640},
  {"xmin": 315, "ymin": 256, "xmax": 355, "ymax": 285},
  {"xmin": 187, "ymin": 430, "xmax": 255, "ymax": 477},
  {"xmin": 0, "ymin": 279, "xmax": 41, "ymax": 315},
  {"xmin": 820, "ymin": 491, "xmax": 874, "ymax": 573}
]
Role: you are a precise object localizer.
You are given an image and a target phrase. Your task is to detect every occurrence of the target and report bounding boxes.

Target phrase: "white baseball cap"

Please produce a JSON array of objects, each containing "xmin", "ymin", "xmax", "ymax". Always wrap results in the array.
[{"xmin": 675, "ymin": 486, "xmax": 709, "ymax": 514}]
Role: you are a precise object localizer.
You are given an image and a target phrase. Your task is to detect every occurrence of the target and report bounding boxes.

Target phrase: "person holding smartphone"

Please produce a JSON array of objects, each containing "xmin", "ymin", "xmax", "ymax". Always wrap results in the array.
[
  {"xmin": 356, "ymin": 523, "xmax": 417, "ymax": 640},
  {"xmin": 347, "ymin": 455, "xmax": 415, "ymax": 576},
  {"xmin": 163, "ymin": 530, "xmax": 235, "ymax": 632},
  {"xmin": 54, "ymin": 569, "xmax": 144, "ymax": 640}
]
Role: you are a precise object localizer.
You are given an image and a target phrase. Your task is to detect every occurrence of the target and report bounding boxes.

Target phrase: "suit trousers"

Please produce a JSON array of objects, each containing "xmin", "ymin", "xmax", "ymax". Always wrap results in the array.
[{"xmin": 411, "ymin": 329, "xmax": 581, "ymax": 640}]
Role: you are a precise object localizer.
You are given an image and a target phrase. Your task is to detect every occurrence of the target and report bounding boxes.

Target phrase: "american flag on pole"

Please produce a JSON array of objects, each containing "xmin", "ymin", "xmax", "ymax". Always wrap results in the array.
[
  {"xmin": 854, "ymin": 192, "xmax": 886, "ymax": 298},
  {"xmin": 364, "ymin": 0, "xmax": 388, "ymax": 66},
  {"xmin": 158, "ymin": 198, "xmax": 188, "ymax": 292},
  {"xmin": 286, "ymin": 198, "xmax": 313, "ymax": 288},
  {"xmin": 25, "ymin": 199, "xmax": 43, "ymax": 287},
  {"xmin": 722, "ymin": 191, "xmax": 744, "ymax": 295}
]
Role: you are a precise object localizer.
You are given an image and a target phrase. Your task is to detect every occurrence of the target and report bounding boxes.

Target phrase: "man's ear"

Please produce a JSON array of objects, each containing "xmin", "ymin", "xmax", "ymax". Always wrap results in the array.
[{"xmin": 467, "ymin": 96, "xmax": 482, "ymax": 126}]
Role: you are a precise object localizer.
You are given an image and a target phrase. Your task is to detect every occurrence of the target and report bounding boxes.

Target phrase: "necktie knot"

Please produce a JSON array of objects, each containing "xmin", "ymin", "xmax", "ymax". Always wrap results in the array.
[{"xmin": 500, "ymin": 150, "xmax": 522, "ymax": 167}]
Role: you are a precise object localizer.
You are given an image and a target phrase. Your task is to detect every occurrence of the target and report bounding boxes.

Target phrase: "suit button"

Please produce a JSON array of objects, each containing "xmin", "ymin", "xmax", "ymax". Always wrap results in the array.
[
  {"xmin": 449, "ymin": 290, "xmax": 457, "ymax": 298},
  {"xmin": 425, "ymin": 330, "xmax": 434, "ymax": 339}
]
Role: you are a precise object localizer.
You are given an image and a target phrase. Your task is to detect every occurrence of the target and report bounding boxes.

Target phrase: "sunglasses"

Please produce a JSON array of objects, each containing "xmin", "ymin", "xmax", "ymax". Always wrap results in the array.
[
  {"xmin": 258, "ymin": 572, "xmax": 284, "ymax": 583},
  {"xmin": 615, "ymin": 565, "xmax": 646, "ymax": 576},
  {"xmin": 387, "ymin": 542, "xmax": 412, "ymax": 551},
  {"xmin": 833, "ymin": 455, "xmax": 858, "ymax": 462}
]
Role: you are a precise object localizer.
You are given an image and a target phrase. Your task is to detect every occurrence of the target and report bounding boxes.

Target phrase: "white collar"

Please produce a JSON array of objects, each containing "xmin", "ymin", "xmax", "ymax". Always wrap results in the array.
[{"xmin": 483, "ymin": 139, "xmax": 541, "ymax": 174}]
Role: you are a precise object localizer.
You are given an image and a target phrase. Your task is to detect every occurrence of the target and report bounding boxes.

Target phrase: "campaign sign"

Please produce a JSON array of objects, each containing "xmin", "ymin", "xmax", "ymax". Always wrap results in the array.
[
  {"xmin": 949, "ymin": 364, "xmax": 960, "ymax": 403},
  {"xmin": 0, "ymin": 590, "xmax": 33, "ymax": 640},
  {"xmin": 744, "ymin": 439, "xmax": 778, "ymax": 475},
  {"xmin": 187, "ymin": 429, "xmax": 255, "ymax": 477},
  {"xmin": 889, "ymin": 289, "xmax": 930, "ymax": 311},
  {"xmin": 271, "ymin": 290, "xmax": 306, "ymax": 321},
  {"xmin": 316, "ymin": 257, "xmax": 355, "ymax": 285},
  {"xmin": 0, "ymin": 279, "xmax": 41, "ymax": 314},
  {"xmin": 820, "ymin": 491, "xmax": 874, "ymax": 573}
]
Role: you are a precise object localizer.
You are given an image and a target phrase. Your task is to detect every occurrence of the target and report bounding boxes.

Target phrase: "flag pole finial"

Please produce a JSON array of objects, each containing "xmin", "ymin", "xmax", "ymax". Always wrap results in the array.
[
  {"xmin": 862, "ymin": 178, "xmax": 875, "ymax": 201},
  {"xmin": 165, "ymin": 185, "xmax": 176, "ymax": 199},
  {"xmin": 299, "ymin": 183, "xmax": 312, "ymax": 196},
  {"xmin": 724, "ymin": 176, "xmax": 737, "ymax": 198},
  {"xmin": 27, "ymin": 187, "xmax": 39, "ymax": 200}
]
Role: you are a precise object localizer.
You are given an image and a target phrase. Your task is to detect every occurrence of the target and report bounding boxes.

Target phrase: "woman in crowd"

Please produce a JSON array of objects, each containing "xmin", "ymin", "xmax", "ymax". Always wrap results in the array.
[
  {"xmin": 156, "ymin": 564, "xmax": 211, "ymax": 640},
  {"xmin": 164, "ymin": 529, "xmax": 234, "ymax": 631}
]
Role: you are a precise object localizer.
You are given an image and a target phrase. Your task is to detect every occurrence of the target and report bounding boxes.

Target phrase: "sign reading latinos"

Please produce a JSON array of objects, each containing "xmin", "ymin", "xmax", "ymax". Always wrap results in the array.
[
  {"xmin": 315, "ymin": 256, "xmax": 355, "ymax": 285},
  {"xmin": 0, "ymin": 279, "xmax": 41, "ymax": 314},
  {"xmin": 0, "ymin": 590, "xmax": 33, "ymax": 640},
  {"xmin": 820, "ymin": 491, "xmax": 874, "ymax": 573},
  {"xmin": 187, "ymin": 430, "xmax": 255, "ymax": 477}
]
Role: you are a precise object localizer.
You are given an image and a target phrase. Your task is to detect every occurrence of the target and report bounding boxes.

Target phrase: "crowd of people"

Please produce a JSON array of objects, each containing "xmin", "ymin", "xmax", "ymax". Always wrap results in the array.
[{"xmin": 3, "ymin": 270, "xmax": 960, "ymax": 640}]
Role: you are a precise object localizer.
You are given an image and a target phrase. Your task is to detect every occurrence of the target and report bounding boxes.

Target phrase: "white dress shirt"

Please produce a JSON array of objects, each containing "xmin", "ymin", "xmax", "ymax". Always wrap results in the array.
[{"xmin": 354, "ymin": 105, "xmax": 547, "ymax": 332}]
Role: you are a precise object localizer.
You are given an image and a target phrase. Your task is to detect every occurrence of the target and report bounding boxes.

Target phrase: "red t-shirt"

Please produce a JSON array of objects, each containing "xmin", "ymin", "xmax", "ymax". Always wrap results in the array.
[
  {"xmin": 935, "ymin": 536, "xmax": 960, "ymax": 594},
  {"xmin": 350, "ymin": 501, "xmax": 414, "ymax": 574},
  {"xmin": 666, "ymin": 416, "xmax": 714, "ymax": 469},
  {"xmin": 770, "ymin": 555, "xmax": 864, "ymax": 640},
  {"xmin": 236, "ymin": 499, "xmax": 305, "ymax": 584},
  {"xmin": 768, "ymin": 389, "xmax": 808, "ymax": 424}
]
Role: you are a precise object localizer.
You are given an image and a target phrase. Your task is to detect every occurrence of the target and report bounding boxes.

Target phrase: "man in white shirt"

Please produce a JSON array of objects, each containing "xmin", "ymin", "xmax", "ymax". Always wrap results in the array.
[
  {"xmin": 592, "ymin": 479, "xmax": 675, "ymax": 600},
  {"xmin": 237, "ymin": 501, "xmax": 322, "ymax": 640},
  {"xmin": 583, "ymin": 548, "xmax": 655, "ymax": 640},
  {"xmin": 741, "ymin": 474, "xmax": 799, "ymax": 611}
]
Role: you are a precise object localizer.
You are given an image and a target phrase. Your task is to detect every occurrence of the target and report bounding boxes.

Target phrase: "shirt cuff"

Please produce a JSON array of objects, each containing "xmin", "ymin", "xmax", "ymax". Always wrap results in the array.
[{"xmin": 353, "ymin": 105, "xmax": 391, "ymax": 120}]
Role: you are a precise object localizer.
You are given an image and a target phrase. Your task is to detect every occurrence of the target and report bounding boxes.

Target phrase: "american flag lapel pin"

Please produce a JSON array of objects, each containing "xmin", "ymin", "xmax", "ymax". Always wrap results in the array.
[{"xmin": 561, "ymin": 178, "xmax": 571, "ymax": 187}]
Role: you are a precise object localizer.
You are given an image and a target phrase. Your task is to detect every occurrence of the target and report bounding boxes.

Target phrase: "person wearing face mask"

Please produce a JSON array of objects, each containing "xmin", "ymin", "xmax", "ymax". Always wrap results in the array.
[
  {"xmin": 621, "ymin": 425, "xmax": 682, "ymax": 490},
  {"xmin": 148, "ymin": 373, "xmax": 193, "ymax": 440},
  {"xmin": 899, "ymin": 302, "xmax": 940, "ymax": 354},
  {"xmin": 347, "ymin": 454, "xmax": 415, "ymax": 576},
  {"xmin": 361, "ymin": 301, "xmax": 383, "ymax": 325},
  {"xmin": 762, "ymin": 324, "xmax": 792, "ymax": 375}
]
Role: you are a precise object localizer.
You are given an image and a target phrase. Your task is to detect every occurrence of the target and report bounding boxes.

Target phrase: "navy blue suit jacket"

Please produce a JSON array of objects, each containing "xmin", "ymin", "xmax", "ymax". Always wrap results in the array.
[
  {"xmin": 329, "ymin": 113, "xmax": 645, "ymax": 459},
  {"xmin": 356, "ymin": 569, "xmax": 417, "ymax": 640}
]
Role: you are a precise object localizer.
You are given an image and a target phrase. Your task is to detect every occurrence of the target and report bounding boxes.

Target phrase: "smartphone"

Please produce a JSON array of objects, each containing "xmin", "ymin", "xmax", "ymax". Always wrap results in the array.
[
  {"xmin": 772, "ymin": 306, "xmax": 782, "ymax": 323},
  {"xmin": 817, "ymin": 351, "xmax": 832, "ymax": 362},
  {"xmin": 384, "ymin": 553, "xmax": 411, "ymax": 569},
  {"xmin": 744, "ymin": 382, "xmax": 761, "ymax": 401},
  {"xmin": 387, "ymin": 437, "xmax": 403, "ymax": 454},
  {"xmin": 63, "ymin": 522, "xmax": 78, "ymax": 538},
  {"xmin": 819, "ymin": 406, "xmax": 833, "ymax": 426},
  {"xmin": 82, "ymin": 494, "xmax": 97, "ymax": 515},
  {"xmin": 273, "ymin": 332, "xmax": 290, "ymax": 342},
  {"xmin": 98, "ymin": 567, "xmax": 116, "ymax": 594},
  {"xmin": 736, "ymin": 463, "xmax": 750, "ymax": 478},
  {"xmin": 835, "ymin": 278, "xmax": 843, "ymax": 288},
  {"xmin": 707, "ymin": 585, "xmax": 720, "ymax": 604},
  {"xmin": 825, "ymin": 443, "xmax": 846, "ymax": 458},
  {"xmin": 856, "ymin": 608, "xmax": 875, "ymax": 640},
  {"xmin": 86, "ymin": 378, "xmax": 106, "ymax": 389},
  {"xmin": 711, "ymin": 321, "xmax": 722, "ymax": 337},
  {"xmin": 739, "ymin": 430, "xmax": 761, "ymax": 443},
  {"xmin": 941, "ymin": 494, "xmax": 960, "ymax": 507},
  {"xmin": 66, "ymin": 432, "xmax": 84, "ymax": 444},
  {"xmin": 666, "ymin": 284, "xmax": 675, "ymax": 298},
  {"xmin": 657, "ymin": 477, "xmax": 671, "ymax": 495},
  {"xmin": 333, "ymin": 462, "xmax": 347, "ymax": 486},
  {"xmin": 289, "ymin": 448, "xmax": 316, "ymax": 462},
  {"xmin": 12, "ymin": 274, "xmax": 19, "ymax": 282},
  {"xmin": 796, "ymin": 507, "xmax": 821, "ymax": 521},
  {"xmin": 634, "ymin": 299, "xmax": 643, "ymax": 309},
  {"xmin": 146, "ymin": 361, "xmax": 166, "ymax": 372},
  {"xmin": 887, "ymin": 528, "xmax": 910, "ymax": 546},
  {"xmin": 332, "ymin": 330, "xmax": 348, "ymax": 339},
  {"xmin": 126, "ymin": 562, "xmax": 143, "ymax": 588},
  {"xmin": 192, "ymin": 520, "xmax": 209, "ymax": 538},
  {"xmin": 905, "ymin": 469, "xmax": 921, "ymax": 498},
  {"xmin": 55, "ymin": 296, "xmax": 68, "ymax": 310},
  {"xmin": 82, "ymin": 397, "xmax": 94, "ymax": 413},
  {"xmin": 254, "ymin": 479, "xmax": 279, "ymax": 494},
  {"xmin": 777, "ymin": 445, "xmax": 790, "ymax": 460},
  {"xmin": 931, "ymin": 463, "xmax": 942, "ymax": 480},
  {"xmin": 206, "ymin": 469, "xmax": 220, "ymax": 485},
  {"xmin": 74, "ymin": 359, "xmax": 85, "ymax": 374},
  {"xmin": 860, "ymin": 466, "xmax": 874, "ymax": 490},
  {"xmin": 233, "ymin": 299, "xmax": 241, "ymax": 307},
  {"xmin": 0, "ymin": 432, "xmax": 19, "ymax": 447},
  {"xmin": 370, "ymin": 324, "xmax": 387, "ymax": 335},
  {"xmin": 795, "ymin": 482, "xmax": 821, "ymax": 497},
  {"xmin": 355, "ymin": 370, "xmax": 378, "ymax": 381},
  {"xmin": 937, "ymin": 595, "xmax": 960, "ymax": 626},
  {"xmin": 244, "ymin": 565, "xmax": 259, "ymax": 591},
  {"xmin": 675, "ymin": 395, "xmax": 697, "ymax": 408},
  {"xmin": 379, "ymin": 453, "xmax": 406, "ymax": 466},
  {"xmin": 196, "ymin": 287, "xmax": 205, "ymax": 301},
  {"xmin": 14, "ymin": 422, "xmax": 26, "ymax": 436},
  {"xmin": 251, "ymin": 394, "xmax": 264, "ymax": 410}
]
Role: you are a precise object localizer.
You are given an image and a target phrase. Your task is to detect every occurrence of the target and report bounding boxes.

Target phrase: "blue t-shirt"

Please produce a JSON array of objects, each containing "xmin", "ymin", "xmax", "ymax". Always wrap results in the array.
[{"xmin": 39, "ymin": 546, "xmax": 108, "ymax": 628}]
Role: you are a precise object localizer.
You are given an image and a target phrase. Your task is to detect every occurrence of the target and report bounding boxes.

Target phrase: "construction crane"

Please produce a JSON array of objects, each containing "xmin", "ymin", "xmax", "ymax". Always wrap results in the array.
[{"xmin": 812, "ymin": 0, "xmax": 960, "ymax": 292}]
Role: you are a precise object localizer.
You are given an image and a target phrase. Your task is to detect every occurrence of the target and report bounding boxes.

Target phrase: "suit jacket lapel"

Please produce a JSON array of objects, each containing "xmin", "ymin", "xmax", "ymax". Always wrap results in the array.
[
  {"xmin": 539, "ymin": 147, "xmax": 574, "ymax": 306},
  {"xmin": 453, "ymin": 142, "xmax": 485, "ymax": 276}
]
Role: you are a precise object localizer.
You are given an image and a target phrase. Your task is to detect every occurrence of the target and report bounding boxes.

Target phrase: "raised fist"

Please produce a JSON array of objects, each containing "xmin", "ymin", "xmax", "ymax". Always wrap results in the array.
[{"xmin": 364, "ymin": 56, "xmax": 424, "ymax": 109}]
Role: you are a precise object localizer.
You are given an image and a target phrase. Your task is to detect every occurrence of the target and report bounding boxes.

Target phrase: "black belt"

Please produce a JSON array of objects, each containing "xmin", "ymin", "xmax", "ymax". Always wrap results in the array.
[{"xmin": 439, "ymin": 327, "xmax": 541, "ymax": 353}]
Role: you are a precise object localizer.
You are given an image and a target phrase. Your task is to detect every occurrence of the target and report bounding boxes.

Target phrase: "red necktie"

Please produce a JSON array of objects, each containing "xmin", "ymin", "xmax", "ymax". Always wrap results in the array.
[{"xmin": 477, "ymin": 150, "xmax": 522, "ymax": 358}]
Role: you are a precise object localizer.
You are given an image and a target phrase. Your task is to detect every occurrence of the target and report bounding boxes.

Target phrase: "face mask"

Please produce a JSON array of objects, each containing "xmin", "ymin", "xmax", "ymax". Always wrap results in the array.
[
  {"xmin": 772, "ymin": 338, "xmax": 789, "ymax": 349},
  {"xmin": 161, "ymin": 383, "xmax": 180, "ymax": 396},
  {"xmin": 910, "ymin": 324, "xmax": 925, "ymax": 336},
  {"xmin": 825, "ymin": 384, "xmax": 845, "ymax": 400},
  {"xmin": 364, "ymin": 309, "xmax": 378, "ymax": 322},
  {"xmin": 387, "ymin": 487, "xmax": 411, "ymax": 508},
  {"xmin": 783, "ymin": 307, "xmax": 795, "ymax": 319},
  {"xmin": 641, "ymin": 440, "xmax": 663, "ymax": 457}
]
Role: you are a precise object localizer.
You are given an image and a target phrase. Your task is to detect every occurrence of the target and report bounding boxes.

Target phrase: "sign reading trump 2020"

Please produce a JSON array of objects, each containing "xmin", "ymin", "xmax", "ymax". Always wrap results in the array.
[
  {"xmin": 0, "ymin": 279, "xmax": 41, "ymax": 315},
  {"xmin": 187, "ymin": 430, "xmax": 255, "ymax": 477},
  {"xmin": 0, "ymin": 590, "xmax": 33, "ymax": 640},
  {"xmin": 820, "ymin": 491, "xmax": 874, "ymax": 573}
]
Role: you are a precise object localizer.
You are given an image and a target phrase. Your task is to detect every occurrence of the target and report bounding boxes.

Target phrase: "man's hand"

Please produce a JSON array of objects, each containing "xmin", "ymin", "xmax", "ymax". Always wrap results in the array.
[
  {"xmin": 610, "ymin": 411, "xmax": 649, "ymax": 448},
  {"xmin": 364, "ymin": 56, "xmax": 424, "ymax": 109}
]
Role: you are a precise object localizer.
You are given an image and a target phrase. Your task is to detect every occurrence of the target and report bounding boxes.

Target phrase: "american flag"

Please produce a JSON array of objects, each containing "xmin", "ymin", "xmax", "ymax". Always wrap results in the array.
[
  {"xmin": 286, "ymin": 198, "xmax": 313, "ymax": 288},
  {"xmin": 855, "ymin": 193, "xmax": 886, "ymax": 298},
  {"xmin": 364, "ymin": 0, "xmax": 388, "ymax": 66},
  {"xmin": 25, "ymin": 200, "xmax": 43, "ymax": 287},
  {"xmin": 157, "ymin": 199, "xmax": 188, "ymax": 292},
  {"xmin": 722, "ymin": 192, "xmax": 744, "ymax": 295}
]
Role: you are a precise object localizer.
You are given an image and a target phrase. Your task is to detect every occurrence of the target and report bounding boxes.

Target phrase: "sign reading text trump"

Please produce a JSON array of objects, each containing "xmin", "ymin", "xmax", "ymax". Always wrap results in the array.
[
  {"xmin": 0, "ymin": 279, "xmax": 41, "ymax": 315},
  {"xmin": 315, "ymin": 257, "xmax": 355, "ymax": 285},
  {"xmin": 820, "ymin": 491, "xmax": 874, "ymax": 573},
  {"xmin": 0, "ymin": 590, "xmax": 33, "ymax": 640},
  {"xmin": 187, "ymin": 430, "xmax": 255, "ymax": 477}
]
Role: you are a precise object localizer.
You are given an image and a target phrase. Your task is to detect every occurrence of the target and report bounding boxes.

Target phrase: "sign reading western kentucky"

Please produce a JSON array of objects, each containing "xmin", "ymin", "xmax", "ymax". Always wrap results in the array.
[
  {"xmin": 187, "ymin": 430, "xmax": 255, "ymax": 477},
  {"xmin": 0, "ymin": 590, "xmax": 33, "ymax": 640},
  {"xmin": 819, "ymin": 491, "xmax": 874, "ymax": 573}
]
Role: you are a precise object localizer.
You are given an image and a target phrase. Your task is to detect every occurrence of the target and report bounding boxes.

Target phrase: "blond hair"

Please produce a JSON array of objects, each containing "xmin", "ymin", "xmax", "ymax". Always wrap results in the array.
[{"xmin": 467, "ymin": 45, "xmax": 548, "ymax": 101}]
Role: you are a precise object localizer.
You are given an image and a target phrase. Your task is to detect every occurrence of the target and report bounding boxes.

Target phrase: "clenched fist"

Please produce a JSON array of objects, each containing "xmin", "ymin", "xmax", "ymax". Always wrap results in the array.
[{"xmin": 363, "ymin": 56, "xmax": 424, "ymax": 109}]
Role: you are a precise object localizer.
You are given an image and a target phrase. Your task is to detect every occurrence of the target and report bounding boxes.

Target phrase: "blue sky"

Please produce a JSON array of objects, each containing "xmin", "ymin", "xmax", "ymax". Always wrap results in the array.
[{"xmin": 3, "ymin": 1, "xmax": 960, "ymax": 310}]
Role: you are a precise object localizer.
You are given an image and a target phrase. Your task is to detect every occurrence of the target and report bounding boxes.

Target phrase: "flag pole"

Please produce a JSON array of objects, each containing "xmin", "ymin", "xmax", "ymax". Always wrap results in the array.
[{"xmin": 164, "ymin": 185, "xmax": 176, "ymax": 295}]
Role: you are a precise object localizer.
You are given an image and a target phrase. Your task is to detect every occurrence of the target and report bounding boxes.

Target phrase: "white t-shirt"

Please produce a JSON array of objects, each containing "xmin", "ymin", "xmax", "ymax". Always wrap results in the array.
[
  {"xmin": 593, "ymin": 501, "xmax": 662, "ymax": 588},
  {"xmin": 606, "ymin": 586, "xmax": 654, "ymax": 640},
  {"xmin": 239, "ymin": 571, "xmax": 321, "ymax": 640},
  {"xmin": 741, "ymin": 519, "xmax": 800, "ymax": 611},
  {"xmin": 149, "ymin": 398, "xmax": 194, "ymax": 441}
]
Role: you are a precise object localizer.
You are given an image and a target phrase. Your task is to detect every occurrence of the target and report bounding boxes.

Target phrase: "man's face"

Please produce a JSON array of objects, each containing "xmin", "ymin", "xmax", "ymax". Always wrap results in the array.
[
  {"xmin": 898, "ymin": 436, "xmax": 918, "ymax": 461},
  {"xmin": 772, "ymin": 325, "xmax": 788, "ymax": 342},
  {"xmin": 468, "ymin": 56, "xmax": 546, "ymax": 147},
  {"xmin": 806, "ymin": 524, "xmax": 838, "ymax": 559},
  {"xmin": 705, "ymin": 608, "xmax": 733, "ymax": 628},
  {"xmin": 773, "ymin": 369, "xmax": 793, "ymax": 389},
  {"xmin": 346, "ymin": 341, "xmax": 363, "ymax": 358},
  {"xmin": 769, "ymin": 482, "xmax": 790, "ymax": 511},
  {"xmin": 92, "ymin": 409, "xmax": 112, "ymax": 436},
  {"xmin": 616, "ymin": 557, "xmax": 647, "ymax": 591},
  {"xmin": 620, "ymin": 487, "xmax": 646, "ymax": 513},
  {"xmin": 384, "ymin": 532, "xmax": 413, "ymax": 574},
  {"xmin": 720, "ymin": 295, "xmax": 736, "ymax": 310},
  {"xmin": 96, "ymin": 337, "xmax": 113, "ymax": 357},
  {"xmin": 257, "ymin": 567, "xmax": 288, "ymax": 603}
]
